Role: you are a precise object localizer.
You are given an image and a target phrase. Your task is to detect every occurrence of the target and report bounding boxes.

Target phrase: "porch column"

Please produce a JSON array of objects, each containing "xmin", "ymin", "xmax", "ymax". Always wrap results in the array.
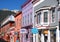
[
  {"xmin": 48, "ymin": 30, "xmax": 50, "ymax": 42},
  {"xmin": 23, "ymin": 33, "xmax": 26, "ymax": 42},
  {"xmin": 33, "ymin": 34, "xmax": 35, "ymax": 42},
  {"xmin": 41, "ymin": 33, "xmax": 44, "ymax": 42},
  {"xmin": 56, "ymin": 26, "xmax": 59, "ymax": 42},
  {"xmin": 36, "ymin": 33, "xmax": 38, "ymax": 42}
]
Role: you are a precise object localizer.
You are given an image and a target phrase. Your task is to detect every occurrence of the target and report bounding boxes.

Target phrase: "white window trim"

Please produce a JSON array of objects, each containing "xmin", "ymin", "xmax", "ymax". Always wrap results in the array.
[
  {"xmin": 37, "ymin": 12, "xmax": 41, "ymax": 25},
  {"xmin": 58, "ymin": 11, "xmax": 60, "ymax": 21},
  {"xmin": 33, "ymin": 0, "xmax": 44, "ymax": 7},
  {"xmin": 42, "ymin": 10, "xmax": 49, "ymax": 26},
  {"xmin": 35, "ymin": 11, "xmax": 42, "ymax": 26},
  {"xmin": 51, "ymin": 10, "xmax": 55, "ymax": 23}
]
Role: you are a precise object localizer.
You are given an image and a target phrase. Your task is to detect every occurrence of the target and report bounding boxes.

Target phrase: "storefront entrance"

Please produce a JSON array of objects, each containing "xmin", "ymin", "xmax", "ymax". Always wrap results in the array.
[
  {"xmin": 38, "ymin": 29, "xmax": 56, "ymax": 42},
  {"xmin": 38, "ymin": 29, "xmax": 48, "ymax": 42},
  {"xmin": 44, "ymin": 34, "xmax": 48, "ymax": 42},
  {"xmin": 50, "ymin": 29, "xmax": 56, "ymax": 42}
]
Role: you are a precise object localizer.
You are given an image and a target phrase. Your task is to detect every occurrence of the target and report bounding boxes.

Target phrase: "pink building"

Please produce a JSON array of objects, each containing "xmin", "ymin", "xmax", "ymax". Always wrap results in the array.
[{"xmin": 21, "ymin": 0, "xmax": 33, "ymax": 42}]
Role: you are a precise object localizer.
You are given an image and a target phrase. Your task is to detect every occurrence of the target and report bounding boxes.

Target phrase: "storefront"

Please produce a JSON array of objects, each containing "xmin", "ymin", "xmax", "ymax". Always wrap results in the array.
[
  {"xmin": 38, "ymin": 29, "xmax": 48, "ymax": 42},
  {"xmin": 15, "ymin": 32, "xmax": 20, "ymax": 42},
  {"xmin": 10, "ymin": 31, "xmax": 14, "ymax": 42},
  {"xmin": 20, "ymin": 27, "xmax": 33, "ymax": 42},
  {"xmin": 37, "ymin": 26, "xmax": 59, "ymax": 42},
  {"xmin": 50, "ymin": 29, "xmax": 56, "ymax": 42}
]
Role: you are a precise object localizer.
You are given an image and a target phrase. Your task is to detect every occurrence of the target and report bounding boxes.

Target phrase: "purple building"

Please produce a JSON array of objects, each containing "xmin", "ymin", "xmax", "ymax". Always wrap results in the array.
[{"xmin": 21, "ymin": 0, "xmax": 33, "ymax": 42}]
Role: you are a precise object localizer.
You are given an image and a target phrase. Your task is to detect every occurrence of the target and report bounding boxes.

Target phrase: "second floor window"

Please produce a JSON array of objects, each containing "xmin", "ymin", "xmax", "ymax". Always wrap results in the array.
[
  {"xmin": 23, "ymin": 17, "xmax": 24, "ymax": 25},
  {"xmin": 28, "ymin": 14, "xmax": 29, "ymax": 24},
  {"xmin": 52, "ymin": 13, "xmax": 55, "ymax": 22},
  {"xmin": 34, "ymin": 15, "xmax": 37, "ymax": 24},
  {"xmin": 44, "ymin": 12, "xmax": 48, "ymax": 22},
  {"xmin": 52, "ymin": 8, "xmax": 55, "ymax": 22},
  {"xmin": 37, "ymin": 12, "xmax": 41, "ymax": 24},
  {"xmin": 30, "ymin": 13, "xmax": 32, "ymax": 23}
]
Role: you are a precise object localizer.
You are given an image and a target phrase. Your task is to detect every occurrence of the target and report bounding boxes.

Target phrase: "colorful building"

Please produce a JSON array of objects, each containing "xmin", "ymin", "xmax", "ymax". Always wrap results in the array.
[
  {"xmin": 21, "ymin": 0, "xmax": 33, "ymax": 42},
  {"xmin": 15, "ymin": 12, "xmax": 22, "ymax": 42},
  {"xmin": 33, "ymin": 0, "xmax": 60, "ymax": 42},
  {"xmin": 0, "ymin": 15, "xmax": 15, "ymax": 42}
]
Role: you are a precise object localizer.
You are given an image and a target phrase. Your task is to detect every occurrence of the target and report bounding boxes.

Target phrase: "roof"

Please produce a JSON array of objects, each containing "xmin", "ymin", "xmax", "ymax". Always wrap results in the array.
[
  {"xmin": 21, "ymin": 0, "xmax": 32, "ymax": 8},
  {"xmin": 0, "ymin": 10, "xmax": 16, "ymax": 24},
  {"xmin": 15, "ymin": 11, "xmax": 22, "ymax": 17},
  {"xmin": 34, "ymin": 0, "xmax": 58, "ymax": 11}
]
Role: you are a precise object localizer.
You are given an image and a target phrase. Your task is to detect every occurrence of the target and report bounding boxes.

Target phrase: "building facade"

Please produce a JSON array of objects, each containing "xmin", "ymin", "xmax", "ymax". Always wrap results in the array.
[
  {"xmin": 21, "ymin": 0, "xmax": 33, "ymax": 42},
  {"xmin": 32, "ymin": 0, "xmax": 44, "ymax": 42},
  {"xmin": 15, "ymin": 12, "xmax": 22, "ymax": 42},
  {"xmin": 33, "ymin": 0, "xmax": 60, "ymax": 42},
  {"xmin": 0, "ymin": 11, "xmax": 22, "ymax": 42},
  {"xmin": 0, "ymin": 15, "xmax": 15, "ymax": 42}
]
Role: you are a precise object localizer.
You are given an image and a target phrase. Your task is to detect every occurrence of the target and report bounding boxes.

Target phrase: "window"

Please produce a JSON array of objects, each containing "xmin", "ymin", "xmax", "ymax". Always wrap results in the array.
[
  {"xmin": 58, "ymin": 9, "xmax": 60, "ymax": 21},
  {"xmin": 30, "ymin": 13, "xmax": 32, "ymax": 23},
  {"xmin": 52, "ymin": 8, "xmax": 55, "ymax": 22},
  {"xmin": 28, "ymin": 14, "xmax": 29, "ymax": 24},
  {"xmin": 37, "ymin": 12, "xmax": 41, "ymax": 24},
  {"xmin": 44, "ymin": 12, "xmax": 48, "ymax": 22},
  {"xmin": 23, "ymin": 17, "xmax": 24, "ymax": 25},
  {"xmin": 52, "ymin": 13, "xmax": 55, "ymax": 22},
  {"xmin": 34, "ymin": 15, "xmax": 37, "ymax": 24},
  {"xmin": 25, "ymin": 15, "xmax": 26, "ymax": 25}
]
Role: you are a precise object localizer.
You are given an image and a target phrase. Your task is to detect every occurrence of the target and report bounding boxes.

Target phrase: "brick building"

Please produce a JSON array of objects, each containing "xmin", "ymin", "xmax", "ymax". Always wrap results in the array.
[{"xmin": 14, "ymin": 12, "xmax": 22, "ymax": 42}]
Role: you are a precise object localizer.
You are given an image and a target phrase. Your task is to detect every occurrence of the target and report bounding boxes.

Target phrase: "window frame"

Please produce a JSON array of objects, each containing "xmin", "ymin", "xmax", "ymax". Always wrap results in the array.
[
  {"xmin": 51, "ymin": 8, "xmax": 55, "ymax": 23},
  {"xmin": 43, "ymin": 10, "xmax": 49, "ymax": 25},
  {"xmin": 37, "ymin": 12, "xmax": 41, "ymax": 24}
]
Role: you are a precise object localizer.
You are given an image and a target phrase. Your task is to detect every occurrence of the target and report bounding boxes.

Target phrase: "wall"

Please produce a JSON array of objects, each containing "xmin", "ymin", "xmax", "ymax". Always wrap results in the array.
[
  {"xmin": 22, "ymin": 1, "xmax": 33, "ymax": 27},
  {"xmin": 15, "ymin": 12, "xmax": 22, "ymax": 42},
  {"xmin": 15, "ymin": 12, "xmax": 22, "ymax": 32}
]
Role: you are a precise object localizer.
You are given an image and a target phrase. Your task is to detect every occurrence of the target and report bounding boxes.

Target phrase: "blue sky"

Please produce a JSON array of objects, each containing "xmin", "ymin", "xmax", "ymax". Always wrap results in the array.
[{"xmin": 0, "ymin": 0, "xmax": 27, "ymax": 10}]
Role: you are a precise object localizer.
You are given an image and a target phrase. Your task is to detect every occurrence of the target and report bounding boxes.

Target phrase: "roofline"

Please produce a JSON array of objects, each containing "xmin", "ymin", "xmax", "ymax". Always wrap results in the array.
[
  {"xmin": 15, "ymin": 11, "xmax": 22, "ymax": 17},
  {"xmin": 21, "ymin": 0, "xmax": 32, "ymax": 8}
]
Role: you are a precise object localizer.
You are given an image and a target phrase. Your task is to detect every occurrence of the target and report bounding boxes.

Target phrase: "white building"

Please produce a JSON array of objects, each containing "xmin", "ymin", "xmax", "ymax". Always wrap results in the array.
[{"xmin": 32, "ymin": 0, "xmax": 60, "ymax": 42}]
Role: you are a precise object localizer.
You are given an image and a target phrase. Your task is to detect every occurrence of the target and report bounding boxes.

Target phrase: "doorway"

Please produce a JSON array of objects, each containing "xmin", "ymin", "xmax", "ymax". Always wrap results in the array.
[{"xmin": 50, "ymin": 29, "xmax": 56, "ymax": 42}]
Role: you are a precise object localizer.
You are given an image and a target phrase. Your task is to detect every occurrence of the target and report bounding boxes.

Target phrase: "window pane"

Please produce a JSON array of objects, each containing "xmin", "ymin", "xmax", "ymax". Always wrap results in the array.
[
  {"xmin": 37, "ymin": 12, "xmax": 41, "ymax": 24},
  {"xmin": 30, "ymin": 13, "xmax": 32, "ymax": 23},
  {"xmin": 52, "ymin": 8, "xmax": 55, "ymax": 22},
  {"xmin": 44, "ymin": 12, "xmax": 48, "ymax": 22},
  {"xmin": 34, "ymin": 15, "xmax": 37, "ymax": 24}
]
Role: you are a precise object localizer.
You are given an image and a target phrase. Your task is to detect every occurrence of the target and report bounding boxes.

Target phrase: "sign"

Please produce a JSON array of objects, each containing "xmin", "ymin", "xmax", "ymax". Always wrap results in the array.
[
  {"xmin": 20, "ymin": 29, "xmax": 27, "ymax": 33},
  {"xmin": 43, "ymin": 30, "xmax": 48, "ymax": 34},
  {"xmin": 31, "ymin": 28, "xmax": 38, "ymax": 34}
]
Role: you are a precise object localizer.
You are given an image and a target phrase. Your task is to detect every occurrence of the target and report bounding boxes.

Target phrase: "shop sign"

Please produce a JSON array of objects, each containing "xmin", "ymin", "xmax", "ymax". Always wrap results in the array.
[
  {"xmin": 43, "ymin": 30, "xmax": 48, "ymax": 34},
  {"xmin": 31, "ymin": 28, "xmax": 38, "ymax": 34},
  {"xmin": 20, "ymin": 29, "xmax": 27, "ymax": 33}
]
